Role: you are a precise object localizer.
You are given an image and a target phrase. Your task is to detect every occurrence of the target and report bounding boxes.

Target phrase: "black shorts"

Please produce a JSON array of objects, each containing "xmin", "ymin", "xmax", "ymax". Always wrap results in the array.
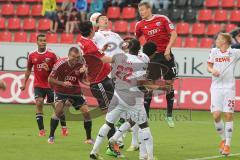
[
  {"xmin": 148, "ymin": 52, "xmax": 177, "ymax": 80},
  {"xmin": 54, "ymin": 92, "xmax": 86, "ymax": 110},
  {"xmin": 90, "ymin": 77, "xmax": 114, "ymax": 110},
  {"xmin": 34, "ymin": 87, "xmax": 54, "ymax": 103}
]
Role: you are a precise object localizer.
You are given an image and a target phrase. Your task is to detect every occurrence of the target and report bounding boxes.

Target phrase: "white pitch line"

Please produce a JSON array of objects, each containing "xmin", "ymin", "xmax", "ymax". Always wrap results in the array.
[{"xmin": 186, "ymin": 153, "xmax": 240, "ymax": 160}]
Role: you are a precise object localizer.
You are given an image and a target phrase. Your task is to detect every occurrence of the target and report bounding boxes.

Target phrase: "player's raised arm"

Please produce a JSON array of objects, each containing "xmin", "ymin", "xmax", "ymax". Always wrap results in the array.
[{"xmin": 100, "ymin": 55, "xmax": 112, "ymax": 63}]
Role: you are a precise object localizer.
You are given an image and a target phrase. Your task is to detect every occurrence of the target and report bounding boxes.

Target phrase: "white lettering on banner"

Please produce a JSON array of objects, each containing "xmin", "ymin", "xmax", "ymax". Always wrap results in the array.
[
  {"xmin": 192, "ymin": 91, "xmax": 208, "ymax": 105},
  {"xmin": 0, "ymin": 73, "xmax": 34, "ymax": 103},
  {"xmin": 179, "ymin": 90, "xmax": 191, "ymax": 103}
]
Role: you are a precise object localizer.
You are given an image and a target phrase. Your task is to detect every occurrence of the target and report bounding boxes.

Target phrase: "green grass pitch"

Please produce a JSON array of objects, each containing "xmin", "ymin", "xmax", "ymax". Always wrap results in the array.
[{"xmin": 0, "ymin": 104, "xmax": 240, "ymax": 160}]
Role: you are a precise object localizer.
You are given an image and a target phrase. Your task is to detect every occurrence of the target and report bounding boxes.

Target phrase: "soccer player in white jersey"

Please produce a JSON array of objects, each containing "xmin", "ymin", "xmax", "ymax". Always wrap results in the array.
[
  {"xmin": 207, "ymin": 33, "xmax": 240, "ymax": 156},
  {"xmin": 90, "ymin": 39, "xmax": 158, "ymax": 160},
  {"xmin": 93, "ymin": 14, "xmax": 124, "ymax": 57}
]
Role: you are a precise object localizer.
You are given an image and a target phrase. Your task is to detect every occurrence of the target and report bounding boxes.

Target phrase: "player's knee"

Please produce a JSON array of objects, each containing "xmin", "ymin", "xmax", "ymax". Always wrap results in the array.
[
  {"xmin": 139, "ymin": 121, "xmax": 149, "ymax": 129},
  {"xmin": 35, "ymin": 98, "xmax": 44, "ymax": 107},
  {"xmin": 213, "ymin": 112, "xmax": 222, "ymax": 122},
  {"xmin": 224, "ymin": 113, "xmax": 233, "ymax": 121},
  {"xmin": 106, "ymin": 121, "xmax": 114, "ymax": 129},
  {"xmin": 166, "ymin": 89, "xmax": 174, "ymax": 98}
]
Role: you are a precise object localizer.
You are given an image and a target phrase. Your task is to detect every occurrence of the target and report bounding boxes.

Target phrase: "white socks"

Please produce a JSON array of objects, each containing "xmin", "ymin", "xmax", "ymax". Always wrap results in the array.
[
  {"xmin": 91, "ymin": 124, "xmax": 111, "ymax": 154},
  {"xmin": 225, "ymin": 121, "xmax": 233, "ymax": 146},
  {"xmin": 141, "ymin": 127, "xmax": 154, "ymax": 160},
  {"xmin": 110, "ymin": 122, "xmax": 131, "ymax": 142},
  {"xmin": 214, "ymin": 120, "xmax": 225, "ymax": 140},
  {"xmin": 138, "ymin": 128, "xmax": 147, "ymax": 159},
  {"xmin": 131, "ymin": 124, "xmax": 139, "ymax": 147}
]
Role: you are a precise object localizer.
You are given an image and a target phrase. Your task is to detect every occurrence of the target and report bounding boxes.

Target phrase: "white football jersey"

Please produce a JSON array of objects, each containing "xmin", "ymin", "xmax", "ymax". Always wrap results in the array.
[
  {"xmin": 93, "ymin": 30, "xmax": 124, "ymax": 57},
  {"xmin": 111, "ymin": 53, "xmax": 147, "ymax": 105},
  {"xmin": 138, "ymin": 51, "xmax": 150, "ymax": 64},
  {"xmin": 208, "ymin": 47, "xmax": 240, "ymax": 89}
]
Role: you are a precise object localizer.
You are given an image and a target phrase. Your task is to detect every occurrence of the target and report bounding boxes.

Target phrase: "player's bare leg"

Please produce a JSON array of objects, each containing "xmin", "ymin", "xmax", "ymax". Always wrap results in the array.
[
  {"xmin": 35, "ymin": 97, "xmax": 45, "ymax": 136},
  {"xmin": 165, "ymin": 80, "xmax": 175, "ymax": 128},
  {"xmin": 222, "ymin": 112, "xmax": 233, "ymax": 156},
  {"xmin": 51, "ymin": 103, "xmax": 68, "ymax": 136},
  {"xmin": 80, "ymin": 104, "xmax": 94, "ymax": 145},
  {"xmin": 212, "ymin": 111, "xmax": 225, "ymax": 153},
  {"xmin": 48, "ymin": 100, "xmax": 65, "ymax": 144}
]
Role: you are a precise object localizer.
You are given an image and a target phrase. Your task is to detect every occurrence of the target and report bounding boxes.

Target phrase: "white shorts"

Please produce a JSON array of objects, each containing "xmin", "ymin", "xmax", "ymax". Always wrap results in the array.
[
  {"xmin": 210, "ymin": 88, "xmax": 235, "ymax": 113},
  {"xmin": 106, "ymin": 91, "xmax": 147, "ymax": 125}
]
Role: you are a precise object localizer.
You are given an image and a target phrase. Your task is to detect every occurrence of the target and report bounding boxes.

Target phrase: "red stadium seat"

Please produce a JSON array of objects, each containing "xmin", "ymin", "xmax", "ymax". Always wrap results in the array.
[
  {"xmin": 225, "ymin": 24, "xmax": 238, "ymax": 32},
  {"xmin": 114, "ymin": 20, "xmax": 128, "ymax": 33},
  {"xmin": 7, "ymin": 17, "xmax": 21, "ymax": 30},
  {"xmin": 122, "ymin": 7, "xmax": 136, "ymax": 19},
  {"xmin": 31, "ymin": 4, "xmax": 42, "ymax": 17},
  {"xmin": 192, "ymin": 23, "xmax": 205, "ymax": 36},
  {"xmin": 206, "ymin": 24, "xmax": 221, "ymax": 36},
  {"xmin": 23, "ymin": 0, "xmax": 41, "ymax": 2},
  {"xmin": 173, "ymin": 37, "xmax": 182, "ymax": 47},
  {"xmin": 214, "ymin": 9, "xmax": 228, "ymax": 22},
  {"xmin": 108, "ymin": 20, "xmax": 113, "ymax": 30},
  {"xmin": 38, "ymin": 19, "xmax": 51, "ymax": 31},
  {"xmin": 176, "ymin": 22, "xmax": 190, "ymax": 35},
  {"xmin": 60, "ymin": 33, "xmax": 74, "ymax": 44},
  {"xmin": 75, "ymin": 34, "xmax": 82, "ymax": 43},
  {"xmin": 0, "ymin": 31, "xmax": 12, "ymax": 42},
  {"xmin": 0, "ymin": 17, "xmax": 6, "ymax": 29},
  {"xmin": 23, "ymin": 18, "xmax": 36, "ymax": 30},
  {"xmin": 107, "ymin": 7, "xmax": 120, "ymax": 19},
  {"xmin": 29, "ymin": 32, "xmax": 39, "ymax": 43},
  {"xmin": 46, "ymin": 33, "xmax": 58, "ymax": 43},
  {"xmin": 200, "ymin": 38, "xmax": 213, "ymax": 48},
  {"xmin": 204, "ymin": 0, "xmax": 219, "ymax": 8},
  {"xmin": 197, "ymin": 9, "xmax": 212, "ymax": 22},
  {"xmin": 184, "ymin": 37, "xmax": 198, "ymax": 48},
  {"xmin": 16, "ymin": 4, "xmax": 30, "ymax": 16},
  {"xmin": 129, "ymin": 21, "xmax": 137, "ymax": 33},
  {"xmin": 221, "ymin": 0, "xmax": 235, "ymax": 8},
  {"xmin": 14, "ymin": 32, "xmax": 28, "ymax": 42},
  {"xmin": 237, "ymin": 0, "xmax": 240, "ymax": 8},
  {"xmin": 1, "ymin": 4, "xmax": 14, "ymax": 16},
  {"xmin": 230, "ymin": 10, "xmax": 240, "ymax": 22}
]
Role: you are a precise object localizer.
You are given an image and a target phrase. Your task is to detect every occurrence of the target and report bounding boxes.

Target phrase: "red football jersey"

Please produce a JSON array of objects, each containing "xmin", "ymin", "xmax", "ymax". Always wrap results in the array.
[
  {"xmin": 135, "ymin": 15, "xmax": 175, "ymax": 53},
  {"xmin": 27, "ymin": 49, "xmax": 58, "ymax": 88},
  {"xmin": 77, "ymin": 36, "xmax": 111, "ymax": 84},
  {"xmin": 50, "ymin": 57, "xmax": 85, "ymax": 95}
]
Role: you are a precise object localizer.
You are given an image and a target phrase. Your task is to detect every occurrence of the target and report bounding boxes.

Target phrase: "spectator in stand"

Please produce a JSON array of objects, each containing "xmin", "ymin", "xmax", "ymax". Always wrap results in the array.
[
  {"xmin": 89, "ymin": 0, "xmax": 103, "ymax": 15},
  {"xmin": 75, "ymin": 0, "xmax": 87, "ymax": 22},
  {"xmin": 230, "ymin": 28, "xmax": 240, "ymax": 49},
  {"xmin": 50, "ymin": 10, "xmax": 67, "ymax": 33},
  {"xmin": 141, "ymin": 0, "xmax": 170, "ymax": 10},
  {"xmin": 42, "ymin": 0, "xmax": 57, "ymax": 21},
  {"xmin": 66, "ymin": 8, "xmax": 81, "ymax": 33},
  {"xmin": 112, "ymin": 0, "xmax": 127, "ymax": 9},
  {"xmin": 62, "ymin": 0, "xmax": 73, "ymax": 16}
]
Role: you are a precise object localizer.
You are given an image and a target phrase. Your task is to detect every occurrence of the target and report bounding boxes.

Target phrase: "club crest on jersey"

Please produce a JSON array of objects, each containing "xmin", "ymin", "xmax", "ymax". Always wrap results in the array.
[
  {"xmin": 144, "ymin": 26, "xmax": 147, "ymax": 29},
  {"xmin": 45, "ymin": 58, "xmax": 51, "ymax": 62},
  {"xmin": 34, "ymin": 58, "xmax": 38, "ymax": 62},
  {"xmin": 156, "ymin": 22, "xmax": 161, "ymax": 26}
]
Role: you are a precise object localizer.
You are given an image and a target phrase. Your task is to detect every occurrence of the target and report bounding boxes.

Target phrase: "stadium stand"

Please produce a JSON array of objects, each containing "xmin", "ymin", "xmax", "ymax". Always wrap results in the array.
[{"xmin": 0, "ymin": 0, "xmax": 239, "ymax": 47}]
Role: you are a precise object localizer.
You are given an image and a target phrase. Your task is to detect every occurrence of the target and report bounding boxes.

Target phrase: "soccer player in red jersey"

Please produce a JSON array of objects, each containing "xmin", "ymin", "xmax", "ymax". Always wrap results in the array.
[
  {"xmin": 48, "ymin": 47, "xmax": 93, "ymax": 144},
  {"xmin": 78, "ymin": 21, "xmax": 120, "ymax": 156},
  {"xmin": 20, "ymin": 34, "xmax": 68, "ymax": 137},
  {"xmin": 136, "ymin": 2, "xmax": 178, "ymax": 128}
]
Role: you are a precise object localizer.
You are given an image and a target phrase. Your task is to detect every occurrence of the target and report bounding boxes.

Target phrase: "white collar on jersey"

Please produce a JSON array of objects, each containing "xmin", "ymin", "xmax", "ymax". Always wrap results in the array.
[{"xmin": 145, "ymin": 15, "xmax": 156, "ymax": 21}]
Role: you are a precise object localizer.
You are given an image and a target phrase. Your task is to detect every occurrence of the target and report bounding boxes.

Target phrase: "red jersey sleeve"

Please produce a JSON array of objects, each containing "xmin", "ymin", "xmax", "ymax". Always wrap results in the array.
[
  {"xmin": 135, "ymin": 21, "xmax": 143, "ymax": 38},
  {"xmin": 163, "ymin": 16, "xmax": 175, "ymax": 33},
  {"xmin": 27, "ymin": 54, "xmax": 33, "ymax": 71}
]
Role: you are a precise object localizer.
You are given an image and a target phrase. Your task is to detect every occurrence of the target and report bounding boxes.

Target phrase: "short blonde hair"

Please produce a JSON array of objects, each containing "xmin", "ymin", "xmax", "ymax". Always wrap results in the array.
[
  {"xmin": 138, "ymin": 1, "xmax": 152, "ymax": 9},
  {"xmin": 218, "ymin": 32, "xmax": 232, "ymax": 45}
]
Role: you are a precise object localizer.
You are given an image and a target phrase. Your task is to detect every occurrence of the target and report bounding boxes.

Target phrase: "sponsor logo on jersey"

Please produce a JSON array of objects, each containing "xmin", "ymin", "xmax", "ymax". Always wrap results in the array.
[
  {"xmin": 65, "ymin": 76, "xmax": 77, "ymax": 81},
  {"xmin": 148, "ymin": 29, "xmax": 158, "ymax": 36},
  {"xmin": 36, "ymin": 63, "xmax": 46, "ymax": 69},
  {"xmin": 215, "ymin": 57, "xmax": 230, "ymax": 62}
]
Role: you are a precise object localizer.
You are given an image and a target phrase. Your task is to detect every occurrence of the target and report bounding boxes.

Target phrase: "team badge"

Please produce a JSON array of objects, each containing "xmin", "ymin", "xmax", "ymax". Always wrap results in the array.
[
  {"xmin": 33, "ymin": 58, "xmax": 38, "ymax": 62},
  {"xmin": 169, "ymin": 23, "xmax": 175, "ymax": 29},
  {"xmin": 144, "ymin": 26, "xmax": 147, "ymax": 29},
  {"xmin": 45, "ymin": 58, "xmax": 51, "ymax": 62},
  {"xmin": 156, "ymin": 22, "xmax": 161, "ymax": 26}
]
